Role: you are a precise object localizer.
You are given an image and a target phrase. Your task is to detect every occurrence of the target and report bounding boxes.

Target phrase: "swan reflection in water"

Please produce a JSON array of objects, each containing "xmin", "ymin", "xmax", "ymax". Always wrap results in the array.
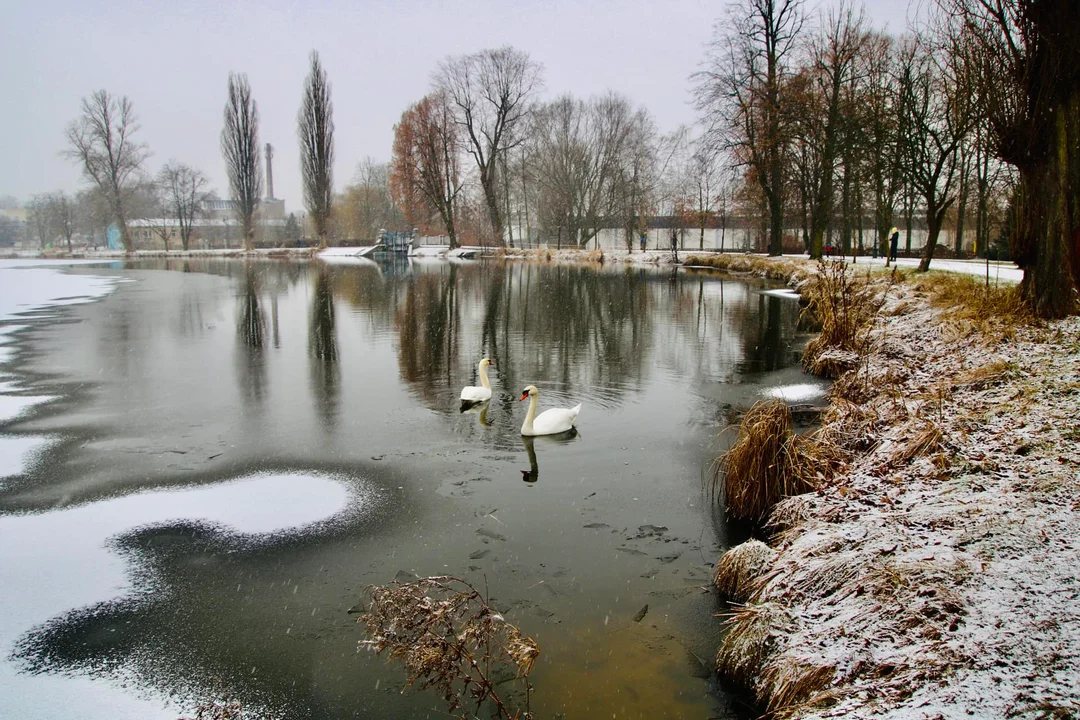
[
  {"xmin": 521, "ymin": 429, "xmax": 579, "ymax": 483},
  {"xmin": 460, "ymin": 399, "xmax": 492, "ymax": 426}
]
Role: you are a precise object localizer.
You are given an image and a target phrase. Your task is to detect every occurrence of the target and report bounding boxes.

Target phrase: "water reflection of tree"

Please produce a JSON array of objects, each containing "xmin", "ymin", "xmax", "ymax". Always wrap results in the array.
[
  {"xmin": 236, "ymin": 264, "xmax": 267, "ymax": 404},
  {"xmin": 309, "ymin": 266, "xmax": 340, "ymax": 426},
  {"xmin": 396, "ymin": 265, "xmax": 458, "ymax": 397}
]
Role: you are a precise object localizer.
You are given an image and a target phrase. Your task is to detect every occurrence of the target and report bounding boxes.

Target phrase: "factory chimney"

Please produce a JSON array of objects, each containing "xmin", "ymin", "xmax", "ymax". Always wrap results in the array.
[{"xmin": 265, "ymin": 143, "xmax": 275, "ymax": 200}]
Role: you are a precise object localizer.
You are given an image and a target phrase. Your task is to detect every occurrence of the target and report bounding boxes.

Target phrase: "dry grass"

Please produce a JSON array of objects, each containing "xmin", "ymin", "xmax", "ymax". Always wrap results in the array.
[
  {"xmin": 760, "ymin": 657, "xmax": 839, "ymax": 718},
  {"xmin": 715, "ymin": 602, "xmax": 792, "ymax": 688},
  {"xmin": 952, "ymin": 359, "xmax": 1014, "ymax": 390},
  {"xmin": 714, "ymin": 540, "xmax": 778, "ymax": 602},
  {"xmin": 907, "ymin": 272, "xmax": 1035, "ymax": 341},
  {"xmin": 802, "ymin": 260, "xmax": 894, "ymax": 379},
  {"xmin": 881, "ymin": 420, "xmax": 944, "ymax": 471},
  {"xmin": 713, "ymin": 401, "xmax": 841, "ymax": 522}
]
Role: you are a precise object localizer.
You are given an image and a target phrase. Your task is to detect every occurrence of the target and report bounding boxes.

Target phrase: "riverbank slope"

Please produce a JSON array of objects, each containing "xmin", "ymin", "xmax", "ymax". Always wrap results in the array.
[{"xmin": 693, "ymin": 254, "xmax": 1080, "ymax": 718}]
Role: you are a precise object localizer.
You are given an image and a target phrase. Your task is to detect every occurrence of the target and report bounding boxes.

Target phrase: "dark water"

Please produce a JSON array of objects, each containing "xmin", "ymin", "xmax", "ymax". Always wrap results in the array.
[{"xmin": 0, "ymin": 258, "xmax": 821, "ymax": 719}]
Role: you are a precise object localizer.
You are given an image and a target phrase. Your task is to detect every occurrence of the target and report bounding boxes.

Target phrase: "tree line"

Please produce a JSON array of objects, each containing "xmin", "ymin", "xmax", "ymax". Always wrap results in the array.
[{"xmin": 17, "ymin": 0, "xmax": 1080, "ymax": 317}]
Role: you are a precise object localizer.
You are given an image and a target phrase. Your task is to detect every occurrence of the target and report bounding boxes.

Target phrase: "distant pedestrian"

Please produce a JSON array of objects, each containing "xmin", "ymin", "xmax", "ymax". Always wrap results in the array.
[
  {"xmin": 640, "ymin": 233, "xmax": 646, "ymax": 252},
  {"xmin": 888, "ymin": 226, "xmax": 899, "ymax": 265}
]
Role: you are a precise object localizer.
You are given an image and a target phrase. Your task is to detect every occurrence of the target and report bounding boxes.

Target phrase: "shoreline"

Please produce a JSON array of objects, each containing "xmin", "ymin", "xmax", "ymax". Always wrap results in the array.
[{"xmin": 690, "ymin": 254, "xmax": 1080, "ymax": 718}]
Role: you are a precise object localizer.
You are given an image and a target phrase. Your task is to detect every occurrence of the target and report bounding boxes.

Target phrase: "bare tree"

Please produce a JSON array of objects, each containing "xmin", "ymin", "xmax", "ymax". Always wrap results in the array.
[
  {"xmin": 896, "ymin": 35, "xmax": 976, "ymax": 271},
  {"xmin": 435, "ymin": 46, "xmax": 543, "ymax": 244},
  {"xmin": 938, "ymin": 0, "xmax": 1080, "ymax": 317},
  {"xmin": 389, "ymin": 92, "xmax": 464, "ymax": 247},
  {"xmin": 299, "ymin": 51, "xmax": 335, "ymax": 249},
  {"xmin": 26, "ymin": 195, "xmax": 52, "ymax": 249},
  {"xmin": 63, "ymin": 90, "xmax": 149, "ymax": 253},
  {"xmin": 789, "ymin": 2, "xmax": 867, "ymax": 258},
  {"xmin": 695, "ymin": 0, "xmax": 804, "ymax": 256},
  {"xmin": 529, "ymin": 93, "xmax": 649, "ymax": 249},
  {"xmin": 157, "ymin": 162, "xmax": 209, "ymax": 251},
  {"xmin": 221, "ymin": 73, "xmax": 262, "ymax": 251}
]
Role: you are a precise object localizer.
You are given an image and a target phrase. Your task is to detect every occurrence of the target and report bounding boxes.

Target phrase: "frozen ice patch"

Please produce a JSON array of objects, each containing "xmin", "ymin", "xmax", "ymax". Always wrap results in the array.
[
  {"xmin": 0, "ymin": 436, "xmax": 55, "ymax": 480},
  {"xmin": 0, "ymin": 264, "xmax": 123, "ymax": 323},
  {"xmin": 762, "ymin": 383, "xmax": 827, "ymax": 402},
  {"xmin": 759, "ymin": 288, "xmax": 801, "ymax": 300}
]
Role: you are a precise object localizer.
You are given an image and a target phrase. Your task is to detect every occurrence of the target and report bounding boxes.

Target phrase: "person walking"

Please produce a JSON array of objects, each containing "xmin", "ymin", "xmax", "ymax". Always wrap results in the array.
[{"xmin": 887, "ymin": 226, "xmax": 900, "ymax": 265}]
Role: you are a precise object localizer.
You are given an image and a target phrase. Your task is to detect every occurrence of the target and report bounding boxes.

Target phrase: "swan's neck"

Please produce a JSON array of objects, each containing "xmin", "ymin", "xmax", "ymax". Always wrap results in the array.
[
  {"xmin": 478, "ymin": 363, "xmax": 491, "ymax": 390},
  {"xmin": 522, "ymin": 394, "xmax": 538, "ymax": 432}
]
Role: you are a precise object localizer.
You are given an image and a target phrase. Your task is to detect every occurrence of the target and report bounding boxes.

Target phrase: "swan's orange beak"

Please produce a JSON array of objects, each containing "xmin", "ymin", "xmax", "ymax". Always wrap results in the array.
[{"xmin": 519, "ymin": 392, "xmax": 528, "ymax": 401}]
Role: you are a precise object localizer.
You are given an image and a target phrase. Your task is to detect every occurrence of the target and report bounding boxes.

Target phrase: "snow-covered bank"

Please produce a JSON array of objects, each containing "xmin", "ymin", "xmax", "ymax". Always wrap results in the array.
[{"xmin": 703, "ymin": 256, "xmax": 1080, "ymax": 718}]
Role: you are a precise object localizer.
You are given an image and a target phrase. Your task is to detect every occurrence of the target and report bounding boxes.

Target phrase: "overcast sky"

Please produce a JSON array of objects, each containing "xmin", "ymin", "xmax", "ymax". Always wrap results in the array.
[{"xmin": 2, "ymin": 0, "xmax": 915, "ymax": 212}]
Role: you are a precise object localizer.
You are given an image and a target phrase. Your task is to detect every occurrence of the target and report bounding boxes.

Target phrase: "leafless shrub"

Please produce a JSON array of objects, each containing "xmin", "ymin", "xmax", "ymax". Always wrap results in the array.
[
  {"xmin": 714, "ymin": 540, "xmax": 778, "ymax": 602},
  {"xmin": 357, "ymin": 576, "xmax": 539, "ymax": 720}
]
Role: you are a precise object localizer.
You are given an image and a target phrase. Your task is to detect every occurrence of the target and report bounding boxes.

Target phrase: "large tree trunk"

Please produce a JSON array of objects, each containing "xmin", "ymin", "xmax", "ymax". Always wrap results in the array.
[
  {"xmin": 480, "ymin": 168, "xmax": 504, "ymax": 246},
  {"xmin": 768, "ymin": 194, "xmax": 783, "ymax": 256},
  {"xmin": 1014, "ymin": 101, "xmax": 1080, "ymax": 317}
]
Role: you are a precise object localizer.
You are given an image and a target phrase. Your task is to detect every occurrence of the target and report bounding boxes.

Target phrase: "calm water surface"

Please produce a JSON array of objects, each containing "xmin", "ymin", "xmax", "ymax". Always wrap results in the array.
[{"xmin": 0, "ymin": 258, "xmax": 821, "ymax": 719}]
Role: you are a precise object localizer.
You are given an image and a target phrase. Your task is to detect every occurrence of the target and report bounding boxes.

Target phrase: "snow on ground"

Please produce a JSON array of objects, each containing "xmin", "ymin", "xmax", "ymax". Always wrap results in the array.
[{"xmin": 715, "ymin": 261, "xmax": 1080, "ymax": 718}]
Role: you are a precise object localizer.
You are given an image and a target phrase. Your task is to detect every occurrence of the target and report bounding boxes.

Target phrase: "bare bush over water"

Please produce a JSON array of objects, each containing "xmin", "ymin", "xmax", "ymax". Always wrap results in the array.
[{"xmin": 358, "ymin": 576, "xmax": 539, "ymax": 720}]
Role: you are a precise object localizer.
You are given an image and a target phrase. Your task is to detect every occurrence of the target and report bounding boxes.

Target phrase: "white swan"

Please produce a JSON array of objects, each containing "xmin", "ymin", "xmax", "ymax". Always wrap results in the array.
[
  {"xmin": 519, "ymin": 384, "xmax": 581, "ymax": 436},
  {"xmin": 460, "ymin": 358, "xmax": 495, "ymax": 406}
]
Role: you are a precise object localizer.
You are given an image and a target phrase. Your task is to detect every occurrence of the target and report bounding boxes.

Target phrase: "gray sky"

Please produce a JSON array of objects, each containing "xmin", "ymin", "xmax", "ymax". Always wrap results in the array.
[{"xmin": 2, "ymin": 0, "xmax": 913, "ymax": 212}]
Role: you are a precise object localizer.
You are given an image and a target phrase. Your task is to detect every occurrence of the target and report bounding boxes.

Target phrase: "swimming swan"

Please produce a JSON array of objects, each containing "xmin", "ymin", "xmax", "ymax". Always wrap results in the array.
[
  {"xmin": 519, "ymin": 384, "xmax": 581, "ymax": 436},
  {"xmin": 461, "ymin": 358, "xmax": 495, "ymax": 406}
]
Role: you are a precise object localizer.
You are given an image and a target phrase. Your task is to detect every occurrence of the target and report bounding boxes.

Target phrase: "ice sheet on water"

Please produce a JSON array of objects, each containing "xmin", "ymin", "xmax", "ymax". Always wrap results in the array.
[
  {"xmin": 762, "ymin": 383, "xmax": 826, "ymax": 402},
  {"xmin": 0, "ymin": 262, "xmax": 123, "ymax": 323},
  {"xmin": 0, "ymin": 435, "xmax": 55, "ymax": 479}
]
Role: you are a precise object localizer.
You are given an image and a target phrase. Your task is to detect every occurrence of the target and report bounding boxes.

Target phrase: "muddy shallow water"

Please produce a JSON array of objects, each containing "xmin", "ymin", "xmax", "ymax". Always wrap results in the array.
[{"xmin": 0, "ymin": 257, "xmax": 822, "ymax": 719}]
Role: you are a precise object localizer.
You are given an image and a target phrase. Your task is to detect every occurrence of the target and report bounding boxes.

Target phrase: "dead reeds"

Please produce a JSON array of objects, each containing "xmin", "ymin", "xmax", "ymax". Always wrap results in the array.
[
  {"xmin": 714, "ymin": 400, "xmax": 841, "ymax": 522},
  {"xmin": 714, "ymin": 539, "xmax": 778, "ymax": 602},
  {"xmin": 801, "ymin": 260, "xmax": 893, "ymax": 378},
  {"xmin": 908, "ymin": 272, "xmax": 1034, "ymax": 341},
  {"xmin": 715, "ymin": 602, "xmax": 792, "ymax": 688},
  {"xmin": 759, "ymin": 657, "xmax": 839, "ymax": 718},
  {"xmin": 358, "ymin": 576, "xmax": 539, "ymax": 720}
]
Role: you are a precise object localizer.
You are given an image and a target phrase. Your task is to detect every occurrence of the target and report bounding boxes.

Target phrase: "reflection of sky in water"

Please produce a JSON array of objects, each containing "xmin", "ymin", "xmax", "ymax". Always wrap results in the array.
[{"xmin": 0, "ymin": 471, "xmax": 367, "ymax": 719}]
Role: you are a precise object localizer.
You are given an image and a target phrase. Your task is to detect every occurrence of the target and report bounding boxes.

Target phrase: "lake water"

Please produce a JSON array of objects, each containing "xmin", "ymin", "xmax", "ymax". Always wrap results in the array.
[{"xmin": 0, "ymin": 257, "xmax": 822, "ymax": 719}]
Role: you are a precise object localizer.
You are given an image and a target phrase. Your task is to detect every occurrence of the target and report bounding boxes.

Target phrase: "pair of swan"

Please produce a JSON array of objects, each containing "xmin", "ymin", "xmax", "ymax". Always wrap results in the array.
[{"xmin": 460, "ymin": 358, "xmax": 582, "ymax": 436}]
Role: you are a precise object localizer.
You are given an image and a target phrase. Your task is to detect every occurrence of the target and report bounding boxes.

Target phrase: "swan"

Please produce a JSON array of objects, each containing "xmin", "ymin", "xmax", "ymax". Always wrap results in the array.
[
  {"xmin": 519, "ymin": 384, "xmax": 581, "ymax": 436},
  {"xmin": 460, "ymin": 358, "xmax": 495, "ymax": 407}
]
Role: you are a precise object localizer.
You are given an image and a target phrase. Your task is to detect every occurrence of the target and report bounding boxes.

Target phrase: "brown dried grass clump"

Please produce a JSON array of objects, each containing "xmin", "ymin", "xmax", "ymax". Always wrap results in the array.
[
  {"xmin": 358, "ymin": 576, "xmax": 539, "ymax": 720},
  {"xmin": 714, "ymin": 401, "xmax": 839, "ymax": 522},
  {"xmin": 715, "ymin": 602, "xmax": 792, "ymax": 688},
  {"xmin": 714, "ymin": 539, "xmax": 778, "ymax": 602},
  {"xmin": 908, "ymin": 272, "xmax": 1034, "ymax": 341},
  {"xmin": 952, "ymin": 359, "xmax": 1014, "ymax": 390},
  {"xmin": 882, "ymin": 420, "xmax": 944, "ymax": 470},
  {"xmin": 802, "ymin": 260, "xmax": 894, "ymax": 378},
  {"xmin": 759, "ymin": 657, "xmax": 839, "ymax": 718}
]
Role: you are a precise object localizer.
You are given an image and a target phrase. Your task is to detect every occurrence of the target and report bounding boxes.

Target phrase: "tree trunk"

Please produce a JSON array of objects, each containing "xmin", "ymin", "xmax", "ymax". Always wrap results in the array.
[
  {"xmin": 768, "ymin": 194, "xmax": 783, "ymax": 256},
  {"xmin": 1015, "ymin": 101, "xmax": 1080, "ymax": 317},
  {"xmin": 480, "ymin": 168, "xmax": 504, "ymax": 246},
  {"xmin": 918, "ymin": 201, "xmax": 951, "ymax": 272}
]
